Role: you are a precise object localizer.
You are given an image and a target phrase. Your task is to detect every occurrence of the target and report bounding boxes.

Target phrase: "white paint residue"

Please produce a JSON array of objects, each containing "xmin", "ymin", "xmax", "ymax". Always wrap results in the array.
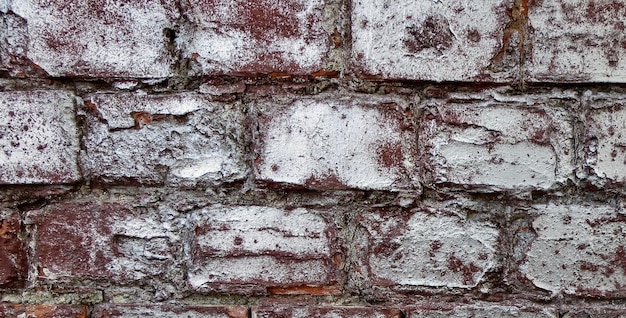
[{"xmin": 171, "ymin": 157, "xmax": 223, "ymax": 179}]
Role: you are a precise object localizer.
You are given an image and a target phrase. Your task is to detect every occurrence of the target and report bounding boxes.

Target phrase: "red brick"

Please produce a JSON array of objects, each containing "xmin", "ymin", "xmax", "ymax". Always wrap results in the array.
[
  {"xmin": 180, "ymin": 0, "xmax": 329, "ymax": 75},
  {"xmin": 520, "ymin": 202, "xmax": 626, "ymax": 297},
  {"xmin": 8, "ymin": 0, "xmax": 177, "ymax": 78},
  {"xmin": 92, "ymin": 304, "xmax": 247, "ymax": 318},
  {"xmin": 188, "ymin": 205, "xmax": 341, "ymax": 294},
  {"xmin": 0, "ymin": 304, "xmax": 88, "ymax": 318},
  {"xmin": 26, "ymin": 200, "xmax": 181, "ymax": 282},
  {"xmin": 527, "ymin": 0, "xmax": 626, "ymax": 82},
  {"xmin": 421, "ymin": 93, "xmax": 573, "ymax": 191},
  {"xmin": 0, "ymin": 210, "xmax": 26, "ymax": 288},
  {"xmin": 358, "ymin": 203, "xmax": 498, "ymax": 289},
  {"xmin": 80, "ymin": 93, "xmax": 246, "ymax": 186},
  {"xmin": 252, "ymin": 306, "xmax": 401, "ymax": 318},
  {"xmin": 0, "ymin": 90, "xmax": 80, "ymax": 184},
  {"xmin": 254, "ymin": 94, "xmax": 417, "ymax": 191},
  {"xmin": 351, "ymin": 0, "xmax": 515, "ymax": 81}
]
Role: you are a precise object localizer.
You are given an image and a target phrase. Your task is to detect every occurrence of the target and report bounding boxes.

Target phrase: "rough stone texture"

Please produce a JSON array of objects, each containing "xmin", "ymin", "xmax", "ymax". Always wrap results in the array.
[
  {"xmin": 421, "ymin": 92, "xmax": 573, "ymax": 191},
  {"xmin": 0, "ymin": 304, "xmax": 88, "ymax": 318},
  {"xmin": 520, "ymin": 202, "xmax": 626, "ymax": 297},
  {"xmin": 527, "ymin": 0, "xmax": 626, "ymax": 82},
  {"xmin": 179, "ymin": 0, "xmax": 329, "ymax": 75},
  {"xmin": 187, "ymin": 205, "xmax": 341, "ymax": 294},
  {"xmin": 351, "ymin": 0, "xmax": 514, "ymax": 81},
  {"xmin": 561, "ymin": 308, "xmax": 626, "ymax": 317},
  {"xmin": 0, "ymin": 209, "xmax": 26, "ymax": 288},
  {"xmin": 583, "ymin": 92, "xmax": 626, "ymax": 185},
  {"xmin": 7, "ymin": 0, "xmax": 177, "ymax": 78},
  {"xmin": 0, "ymin": 90, "xmax": 80, "ymax": 184},
  {"xmin": 406, "ymin": 305, "xmax": 555, "ymax": 317},
  {"xmin": 80, "ymin": 93, "xmax": 246, "ymax": 186},
  {"xmin": 252, "ymin": 306, "xmax": 402, "ymax": 318},
  {"xmin": 92, "ymin": 304, "xmax": 247, "ymax": 318},
  {"xmin": 26, "ymin": 200, "xmax": 182, "ymax": 283},
  {"xmin": 254, "ymin": 94, "xmax": 417, "ymax": 191},
  {"xmin": 358, "ymin": 202, "xmax": 498, "ymax": 289}
]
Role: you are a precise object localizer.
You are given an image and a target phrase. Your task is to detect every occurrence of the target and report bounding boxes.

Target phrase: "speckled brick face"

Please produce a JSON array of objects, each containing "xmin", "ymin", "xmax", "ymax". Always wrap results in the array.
[
  {"xmin": 179, "ymin": 0, "xmax": 329, "ymax": 75},
  {"xmin": 405, "ymin": 305, "xmax": 555, "ymax": 317},
  {"xmin": 8, "ymin": 0, "xmax": 177, "ymax": 78},
  {"xmin": 92, "ymin": 304, "xmax": 247, "ymax": 318},
  {"xmin": 254, "ymin": 94, "xmax": 417, "ymax": 191},
  {"xmin": 0, "ymin": 90, "xmax": 80, "ymax": 184},
  {"xmin": 351, "ymin": 0, "xmax": 514, "ymax": 81},
  {"xmin": 527, "ymin": 0, "xmax": 626, "ymax": 82},
  {"xmin": 358, "ymin": 203, "xmax": 498, "ymax": 289},
  {"xmin": 187, "ymin": 206, "xmax": 341, "ymax": 294},
  {"xmin": 520, "ymin": 203, "xmax": 626, "ymax": 297},
  {"xmin": 27, "ymin": 200, "xmax": 182, "ymax": 282},
  {"xmin": 420, "ymin": 92, "xmax": 573, "ymax": 191},
  {"xmin": 80, "ymin": 93, "xmax": 246, "ymax": 186}
]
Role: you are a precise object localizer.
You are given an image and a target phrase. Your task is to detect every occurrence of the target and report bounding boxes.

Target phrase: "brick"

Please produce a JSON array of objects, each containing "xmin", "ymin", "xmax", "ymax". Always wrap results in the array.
[
  {"xmin": 351, "ymin": 0, "xmax": 514, "ymax": 81},
  {"xmin": 0, "ymin": 10, "xmax": 45, "ymax": 77},
  {"xmin": 0, "ymin": 304, "xmax": 88, "ymax": 318},
  {"xmin": 526, "ymin": 0, "xmax": 626, "ymax": 82},
  {"xmin": 406, "ymin": 305, "xmax": 555, "ymax": 317},
  {"xmin": 561, "ymin": 308, "xmax": 626, "ymax": 317},
  {"xmin": 92, "ymin": 304, "xmax": 247, "ymax": 318},
  {"xmin": 188, "ymin": 205, "xmax": 341, "ymax": 294},
  {"xmin": 80, "ymin": 93, "xmax": 246, "ymax": 186},
  {"xmin": 254, "ymin": 94, "xmax": 417, "ymax": 191},
  {"xmin": 26, "ymin": 200, "xmax": 182, "ymax": 282},
  {"xmin": 421, "ymin": 94, "xmax": 572, "ymax": 191},
  {"xmin": 8, "ymin": 0, "xmax": 177, "ymax": 78},
  {"xmin": 252, "ymin": 306, "xmax": 401, "ymax": 318},
  {"xmin": 0, "ymin": 210, "xmax": 26, "ymax": 288},
  {"xmin": 583, "ymin": 93, "xmax": 626, "ymax": 185},
  {"xmin": 520, "ymin": 202, "xmax": 626, "ymax": 297},
  {"xmin": 180, "ymin": 0, "xmax": 329, "ymax": 75},
  {"xmin": 358, "ymin": 203, "xmax": 498, "ymax": 289},
  {"xmin": 0, "ymin": 90, "xmax": 80, "ymax": 184}
]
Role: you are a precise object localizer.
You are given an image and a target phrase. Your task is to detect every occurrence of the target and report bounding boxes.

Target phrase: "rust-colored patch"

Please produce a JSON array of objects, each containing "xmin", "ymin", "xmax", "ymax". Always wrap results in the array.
[
  {"xmin": 311, "ymin": 69, "xmax": 339, "ymax": 78},
  {"xmin": 376, "ymin": 141, "xmax": 403, "ymax": 169},
  {"xmin": 269, "ymin": 72, "xmax": 291, "ymax": 79},
  {"xmin": 267, "ymin": 284, "xmax": 341, "ymax": 295},
  {"xmin": 225, "ymin": 306, "xmax": 248, "ymax": 318},
  {"xmin": 303, "ymin": 172, "xmax": 346, "ymax": 189},
  {"xmin": 447, "ymin": 254, "xmax": 481, "ymax": 285},
  {"xmin": 130, "ymin": 111, "xmax": 152, "ymax": 129}
]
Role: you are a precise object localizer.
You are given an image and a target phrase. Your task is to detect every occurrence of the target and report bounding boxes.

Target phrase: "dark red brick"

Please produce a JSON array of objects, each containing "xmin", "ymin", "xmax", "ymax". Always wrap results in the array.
[
  {"xmin": 0, "ymin": 304, "xmax": 88, "ymax": 318},
  {"xmin": 0, "ymin": 210, "xmax": 26, "ymax": 288}
]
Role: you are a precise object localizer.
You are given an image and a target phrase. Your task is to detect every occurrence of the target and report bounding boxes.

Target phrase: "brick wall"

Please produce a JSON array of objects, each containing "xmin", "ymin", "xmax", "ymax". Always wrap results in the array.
[{"xmin": 1, "ymin": 0, "xmax": 626, "ymax": 317}]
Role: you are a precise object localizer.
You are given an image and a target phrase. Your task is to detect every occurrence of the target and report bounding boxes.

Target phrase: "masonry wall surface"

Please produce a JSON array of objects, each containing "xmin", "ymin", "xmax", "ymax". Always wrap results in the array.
[{"xmin": 1, "ymin": 0, "xmax": 626, "ymax": 317}]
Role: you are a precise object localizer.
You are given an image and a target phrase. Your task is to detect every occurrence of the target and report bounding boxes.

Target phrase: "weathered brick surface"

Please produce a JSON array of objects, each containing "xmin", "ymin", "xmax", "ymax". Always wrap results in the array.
[
  {"xmin": 421, "ymin": 93, "xmax": 573, "ymax": 191},
  {"xmin": 351, "ymin": 0, "xmax": 514, "ymax": 81},
  {"xmin": 80, "ymin": 93, "xmax": 246, "ymax": 186},
  {"xmin": 0, "ymin": 304, "xmax": 88, "ymax": 318},
  {"xmin": 0, "ymin": 90, "xmax": 80, "ymax": 184},
  {"xmin": 0, "ymin": 209, "xmax": 26, "ymax": 288},
  {"xmin": 583, "ymin": 92, "xmax": 626, "ymax": 185},
  {"xmin": 520, "ymin": 202, "xmax": 626, "ymax": 297},
  {"xmin": 527, "ymin": 0, "xmax": 626, "ymax": 82},
  {"xmin": 92, "ymin": 304, "xmax": 247, "ymax": 318},
  {"xmin": 187, "ymin": 205, "xmax": 341, "ymax": 294},
  {"xmin": 254, "ymin": 94, "xmax": 417, "ymax": 191},
  {"xmin": 406, "ymin": 305, "xmax": 555, "ymax": 317},
  {"xmin": 180, "ymin": 0, "xmax": 329, "ymax": 75},
  {"xmin": 358, "ymin": 203, "xmax": 498, "ymax": 289},
  {"xmin": 26, "ymin": 200, "xmax": 182, "ymax": 282},
  {"xmin": 7, "ymin": 0, "xmax": 177, "ymax": 78},
  {"xmin": 252, "ymin": 306, "xmax": 401, "ymax": 318}
]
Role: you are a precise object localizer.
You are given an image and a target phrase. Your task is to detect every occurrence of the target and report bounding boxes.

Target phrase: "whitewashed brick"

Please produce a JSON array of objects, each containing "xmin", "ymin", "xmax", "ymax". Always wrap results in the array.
[
  {"xmin": 80, "ymin": 93, "xmax": 246, "ymax": 186},
  {"xmin": 9, "ymin": 0, "xmax": 177, "ymax": 77},
  {"xmin": 421, "ymin": 95, "xmax": 573, "ymax": 191},
  {"xmin": 0, "ymin": 90, "xmax": 80, "ymax": 184},
  {"xmin": 179, "ymin": 0, "xmax": 329, "ymax": 75},
  {"xmin": 406, "ymin": 305, "xmax": 555, "ymax": 318},
  {"xmin": 359, "ymin": 204, "xmax": 498, "ymax": 289},
  {"xmin": 187, "ymin": 206, "xmax": 340, "ymax": 293},
  {"xmin": 254, "ymin": 94, "xmax": 416, "ymax": 191},
  {"xmin": 351, "ymin": 0, "xmax": 514, "ymax": 81},
  {"xmin": 521, "ymin": 203, "xmax": 626, "ymax": 297}
]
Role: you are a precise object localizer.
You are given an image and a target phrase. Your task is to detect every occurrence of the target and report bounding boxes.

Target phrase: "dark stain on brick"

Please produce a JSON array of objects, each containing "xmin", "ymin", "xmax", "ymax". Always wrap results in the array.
[
  {"xmin": 610, "ymin": 245, "xmax": 626, "ymax": 275},
  {"xmin": 467, "ymin": 28, "xmax": 481, "ymax": 43},
  {"xmin": 376, "ymin": 141, "xmax": 403, "ymax": 169},
  {"xmin": 303, "ymin": 172, "xmax": 346, "ymax": 189},
  {"xmin": 447, "ymin": 254, "xmax": 481, "ymax": 285},
  {"xmin": 405, "ymin": 15, "xmax": 454, "ymax": 54}
]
